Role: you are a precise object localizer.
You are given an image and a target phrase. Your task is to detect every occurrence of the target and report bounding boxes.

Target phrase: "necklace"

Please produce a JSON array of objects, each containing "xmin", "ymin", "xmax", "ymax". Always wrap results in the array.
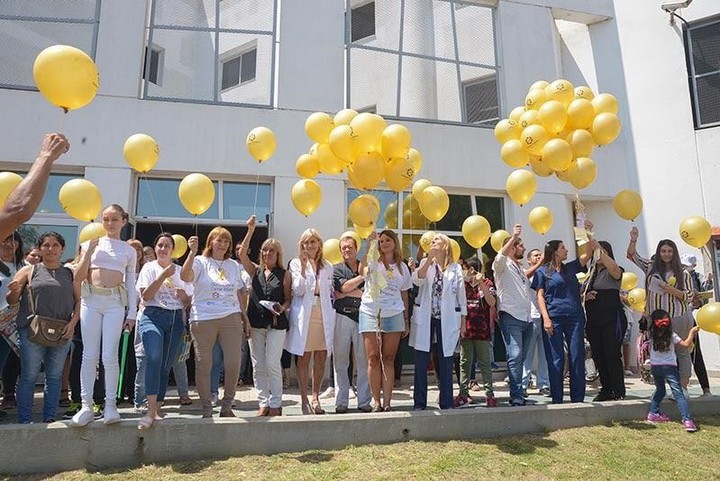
[{"xmin": 212, "ymin": 258, "xmax": 227, "ymax": 281}]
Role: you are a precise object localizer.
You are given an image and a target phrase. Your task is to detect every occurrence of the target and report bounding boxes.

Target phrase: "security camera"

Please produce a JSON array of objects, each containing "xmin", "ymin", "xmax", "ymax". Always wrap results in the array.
[{"xmin": 661, "ymin": 0, "xmax": 693, "ymax": 13}]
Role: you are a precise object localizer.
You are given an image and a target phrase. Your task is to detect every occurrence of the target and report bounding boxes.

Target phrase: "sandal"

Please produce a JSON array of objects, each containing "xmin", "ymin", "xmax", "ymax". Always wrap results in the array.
[
  {"xmin": 383, "ymin": 406, "xmax": 394, "ymax": 412},
  {"xmin": 137, "ymin": 416, "xmax": 155, "ymax": 430},
  {"xmin": 301, "ymin": 402, "xmax": 312, "ymax": 415},
  {"xmin": 371, "ymin": 405, "xmax": 383, "ymax": 413},
  {"xmin": 310, "ymin": 400, "xmax": 325, "ymax": 415},
  {"xmin": 179, "ymin": 395, "xmax": 193, "ymax": 406}
]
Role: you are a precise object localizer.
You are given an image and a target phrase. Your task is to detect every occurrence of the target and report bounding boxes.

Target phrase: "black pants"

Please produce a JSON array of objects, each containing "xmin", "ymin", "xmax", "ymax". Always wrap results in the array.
[
  {"xmin": 1, "ymin": 351, "xmax": 20, "ymax": 398},
  {"xmin": 586, "ymin": 321, "xmax": 625, "ymax": 397},
  {"xmin": 692, "ymin": 329, "xmax": 710, "ymax": 390}
]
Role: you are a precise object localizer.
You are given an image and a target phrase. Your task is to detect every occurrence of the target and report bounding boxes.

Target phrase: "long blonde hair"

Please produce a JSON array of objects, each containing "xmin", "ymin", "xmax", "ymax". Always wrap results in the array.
[
  {"xmin": 298, "ymin": 228, "xmax": 325, "ymax": 271},
  {"xmin": 203, "ymin": 226, "xmax": 233, "ymax": 259},
  {"xmin": 379, "ymin": 230, "xmax": 404, "ymax": 270},
  {"xmin": 260, "ymin": 238, "xmax": 284, "ymax": 271},
  {"xmin": 433, "ymin": 233, "xmax": 453, "ymax": 271}
]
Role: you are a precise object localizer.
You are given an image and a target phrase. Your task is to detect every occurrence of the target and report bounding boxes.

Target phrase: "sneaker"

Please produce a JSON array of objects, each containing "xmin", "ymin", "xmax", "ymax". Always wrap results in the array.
[
  {"xmin": 486, "ymin": 395, "xmax": 497, "ymax": 407},
  {"xmin": 70, "ymin": 406, "xmax": 95, "ymax": 427},
  {"xmin": 453, "ymin": 395, "xmax": 469, "ymax": 408},
  {"xmin": 103, "ymin": 404, "xmax": 122, "ymax": 425},
  {"xmin": 335, "ymin": 405, "xmax": 348, "ymax": 414},
  {"xmin": 0, "ymin": 396, "xmax": 16, "ymax": 409},
  {"xmin": 93, "ymin": 403, "xmax": 104, "ymax": 419},
  {"xmin": 647, "ymin": 412, "xmax": 671, "ymax": 423},
  {"xmin": 211, "ymin": 393, "xmax": 219, "ymax": 407},
  {"xmin": 701, "ymin": 390, "xmax": 713, "ymax": 397},
  {"xmin": 683, "ymin": 419, "xmax": 698, "ymax": 432},
  {"xmin": 539, "ymin": 387, "xmax": 551, "ymax": 397},
  {"xmin": 348, "ymin": 388, "xmax": 356, "ymax": 400},
  {"xmin": 319, "ymin": 387, "xmax": 335, "ymax": 399},
  {"xmin": 63, "ymin": 402, "xmax": 82, "ymax": 419},
  {"xmin": 624, "ymin": 369, "xmax": 634, "ymax": 376},
  {"xmin": 358, "ymin": 405, "xmax": 373, "ymax": 413}
]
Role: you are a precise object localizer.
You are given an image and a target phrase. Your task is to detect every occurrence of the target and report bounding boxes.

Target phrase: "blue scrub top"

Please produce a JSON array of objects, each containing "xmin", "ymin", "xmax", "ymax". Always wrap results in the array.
[{"xmin": 531, "ymin": 259, "xmax": 585, "ymax": 319}]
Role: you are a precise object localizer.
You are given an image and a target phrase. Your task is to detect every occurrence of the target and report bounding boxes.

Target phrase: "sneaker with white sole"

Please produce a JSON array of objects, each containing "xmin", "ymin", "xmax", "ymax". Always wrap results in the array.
[
  {"xmin": 103, "ymin": 403, "xmax": 121, "ymax": 425},
  {"xmin": 647, "ymin": 412, "xmax": 671, "ymax": 423},
  {"xmin": 683, "ymin": 418, "xmax": 698, "ymax": 432},
  {"xmin": 348, "ymin": 388, "xmax": 356, "ymax": 399},
  {"xmin": 211, "ymin": 393, "xmax": 219, "ymax": 407},
  {"xmin": 319, "ymin": 387, "xmax": 335, "ymax": 399},
  {"xmin": 70, "ymin": 406, "xmax": 95, "ymax": 427}
]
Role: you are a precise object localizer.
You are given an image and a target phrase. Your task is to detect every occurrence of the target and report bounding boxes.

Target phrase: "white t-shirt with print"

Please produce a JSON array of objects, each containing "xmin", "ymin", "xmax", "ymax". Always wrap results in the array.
[
  {"xmin": 189, "ymin": 256, "xmax": 246, "ymax": 321},
  {"xmin": 136, "ymin": 261, "xmax": 191, "ymax": 311},
  {"xmin": 360, "ymin": 261, "xmax": 412, "ymax": 317},
  {"xmin": 650, "ymin": 332, "xmax": 682, "ymax": 366}
]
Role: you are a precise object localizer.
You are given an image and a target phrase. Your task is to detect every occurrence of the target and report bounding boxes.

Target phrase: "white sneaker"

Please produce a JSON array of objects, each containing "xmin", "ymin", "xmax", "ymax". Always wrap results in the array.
[
  {"xmin": 211, "ymin": 393, "xmax": 219, "ymax": 407},
  {"xmin": 319, "ymin": 387, "xmax": 335, "ymax": 399},
  {"xmin": 103, "ymin": 403, "xmax": 121, "ymax": 425},
  {"xmin": 348, "ymin": 388, "xmax": 356, "ymax": 399},
  {"xmin": 70, "ymin": 406, "xmax": 94, "ymax": 427}
]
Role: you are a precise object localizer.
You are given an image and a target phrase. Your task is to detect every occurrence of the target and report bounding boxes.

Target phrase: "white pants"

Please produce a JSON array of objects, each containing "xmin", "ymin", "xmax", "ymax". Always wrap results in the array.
[
  {"xmin": 333, "ymin": 313, "xmax": 371, "ymax": 408},
  {"xmin": 249, "ymin": 327, "xmax": 286, "ymax": 409},
  {"xmin": 79, "ymin": 291, "xmax": 126, "ymax": 406}
]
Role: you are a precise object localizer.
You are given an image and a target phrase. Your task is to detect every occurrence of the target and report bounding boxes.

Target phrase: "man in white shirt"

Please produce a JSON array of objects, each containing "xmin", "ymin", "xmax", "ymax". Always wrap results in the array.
[{"xmin": 492, "ymin": 224, "xmax": 534, "ymax": 406}]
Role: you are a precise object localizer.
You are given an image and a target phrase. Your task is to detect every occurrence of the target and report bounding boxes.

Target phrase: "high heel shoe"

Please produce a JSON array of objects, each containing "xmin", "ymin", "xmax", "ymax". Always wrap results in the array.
[
  {"xmin": 301, "ymin": 402, "xmax": 312, "ymax": 415},
  {"xmin": 310, "ymin": 400, "xmax": 325, "ymax": 415}
]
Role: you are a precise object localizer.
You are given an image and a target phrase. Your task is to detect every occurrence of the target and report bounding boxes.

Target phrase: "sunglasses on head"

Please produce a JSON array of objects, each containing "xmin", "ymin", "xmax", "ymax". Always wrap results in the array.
[{"xmin": 654, "ymin": 317, "xmax": 670, "ymax": 329}]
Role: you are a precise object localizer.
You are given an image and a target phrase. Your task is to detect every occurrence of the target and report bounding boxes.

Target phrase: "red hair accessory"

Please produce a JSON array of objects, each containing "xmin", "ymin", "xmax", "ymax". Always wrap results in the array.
[{"xmin": 654, "ymin": 317, "xmax": 670, "ymax": 329}]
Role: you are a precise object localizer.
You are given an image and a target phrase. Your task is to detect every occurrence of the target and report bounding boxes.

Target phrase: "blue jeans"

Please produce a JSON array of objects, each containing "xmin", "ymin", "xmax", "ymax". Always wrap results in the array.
[
  {"xmin": 134, "ymin": 355, "xmax": 146, "ymax": 407},
  {"xmin": 413, "ymin": 318, "xmax": 454, "ymax": 410},
  {"xmin": 650, "ymin": 364, "xmax": 691, "ymax": 421},
  {"xmin": 173, "ymin": 358, "xmax": 189, "ymax": 396},
  {"xmin": 543, "ymin": 315, "xmax": 586, "ymax": 403},
  {"xmin": 523, "ymin": 317, "xmax": 549, "ymax": 390},
  {"xmin": 138, "ymin": 307, "xmax": 184, "ymax": 399},
  {"xmin": 499, "ymin": 312, "xmax": 534, "ymax": 404},
  {"xmin": 16, "ymin": 326, "xmax": 71, "ymax": 423}
]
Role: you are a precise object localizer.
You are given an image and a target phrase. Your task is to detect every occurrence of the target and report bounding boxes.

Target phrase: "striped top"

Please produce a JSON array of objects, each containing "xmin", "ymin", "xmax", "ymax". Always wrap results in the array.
[{"xmin": 629, "ymin": 252, "xmax": 691, "ymax": 317}]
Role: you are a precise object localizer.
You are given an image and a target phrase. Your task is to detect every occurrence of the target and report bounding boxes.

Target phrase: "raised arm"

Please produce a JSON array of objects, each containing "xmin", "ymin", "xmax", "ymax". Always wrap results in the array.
[
  {"xmin": 180, "ymin": 236, "xmax": 198, "ymax": 282},
  {"xmin": 238, "ymin": 215, "xmax": 258, "ymax": 278},
  {"xmin": 578, "ymin": 219, "xmax": 594, "ymax": 267},
  {"xmin": 501, "ymin": 224, "xmax": 521, "ymax": 257}
]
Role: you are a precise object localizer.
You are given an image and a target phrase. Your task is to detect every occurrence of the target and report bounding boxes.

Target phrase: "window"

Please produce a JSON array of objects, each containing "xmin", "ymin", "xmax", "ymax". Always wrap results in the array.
[
  {"xmin": 463, "ymin": 75, "xmax": 499, "ymax": 125},
  {"xmin": 18, "ymin": 224, "xmax": 79, "ymax": 263},
  {"xmin": 143, "ymin": 45, "xmax": 163, "ymax": 86},
  {"xmin": 351, "ymin": 2, "xmax": 375, "ymax": 42},
  {"xmin": 221, "ymin": 47, "xmax": 257, "ymax": 91},
  {"xmin": 684, "ymin": 18, "xmax": 720, "ymax": 128}
]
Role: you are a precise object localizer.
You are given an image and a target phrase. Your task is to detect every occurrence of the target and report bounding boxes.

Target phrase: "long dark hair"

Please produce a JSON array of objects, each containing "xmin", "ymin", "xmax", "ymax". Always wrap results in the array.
[
  {"xmin": 588, "ymin": 240, "xmax": 616, "ymax": 287},
  {"xmin": 542, "ymin": 240, "xmax": 564, "ymax": 273},
  {"xmin": 5, "ymin": 231, "xmax": 24, "ymax": 269},
  {"xmin": 650, "ymin": 309, "xmax": 672, "ymax": 352},
  {"xmin": 647, "ymin": 239, "xmax": 684, "ymax": 291}
]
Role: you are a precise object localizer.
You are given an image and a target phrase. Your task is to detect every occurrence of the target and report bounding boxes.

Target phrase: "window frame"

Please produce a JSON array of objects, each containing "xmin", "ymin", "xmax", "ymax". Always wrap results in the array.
[
  {"xmin": 462, "ymin": 73, "xmax": 499, "ymax": 125},
  {"xmin": 350, "ymin": 1, "xmax": 376, "ymax": 43},
  {"xmin": 684, "ymin": 15, "xmax": 720, "ymax": 129},
  {"xmin": 143, "ymin": 44, "xmax": 164, "ymax": 87},
  {"xmin": 219, "ymin": 43, "xmax": 258, "ymax": 92}
]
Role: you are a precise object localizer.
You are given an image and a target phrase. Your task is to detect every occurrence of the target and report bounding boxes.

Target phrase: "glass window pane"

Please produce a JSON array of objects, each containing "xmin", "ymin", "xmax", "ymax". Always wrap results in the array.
[
  {"xmin": 222, "ymin": 55, "xmax": 241, "ymax": 90},
  {"xmin": 35, "ymin": 174, "xmax": 76, "ymax": 215},
  {"xmin": 351, "ymin": 2, "xmax": 376, "ymax": 42},
  {"xmin": 346, "ymin": 189, "xmax": 398, "ymax": 230},
  {"xmin": 696, "ymin": 72, "xmax": 720, "ymax": 126},
  {"xmin": 0, "ymin": 0, "xmax": 97, "ymax": 19},
  {"xmin": 433, "ymin": 194, "xmax": 471, "ymax": 232},
  {"xmin": 240, "ymin": 48, "xmax": 257, "ymax": 83},
  {"xmin": 136, "ymin": 178, "xmax": 219, "ymax": 219},
  {"xmin": 18, "ymin": 224, "xmax": 78, "ymax": 263},
  {"xmin": 690, "ymin": 22, "xmax": 720, "ymax": 76},
  {"xmin": 223, "ymin": 182, "xmax": 271, "ymax": 224}
]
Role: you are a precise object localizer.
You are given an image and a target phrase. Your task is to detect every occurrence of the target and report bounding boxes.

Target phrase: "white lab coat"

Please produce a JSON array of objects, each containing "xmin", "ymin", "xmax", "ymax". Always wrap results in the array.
[
  {"xmin": 285, "ymin": 257, "xmax": 335, "ymax": 356},
  {"xmin": 409, "ymin": 260, "xmax": 467, "ymax": 357}
]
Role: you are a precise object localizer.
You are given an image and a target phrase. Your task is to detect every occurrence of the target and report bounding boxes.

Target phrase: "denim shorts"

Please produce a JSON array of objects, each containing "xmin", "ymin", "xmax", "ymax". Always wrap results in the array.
[{"xmin": 358, "ymin": 311, "xmax": 405, "ymax": 333}]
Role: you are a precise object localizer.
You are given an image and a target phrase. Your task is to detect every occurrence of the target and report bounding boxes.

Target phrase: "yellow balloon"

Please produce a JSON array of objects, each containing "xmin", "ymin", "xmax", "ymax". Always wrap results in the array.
[
  {"xmin": 630, "ymin": 300, "xmax": 646, "ymax": 313},
  {"xmin": 545, "ymin": 79, "xmax": 574, "ymax": 107},
  {"xmin": 591, "ymin": 93, "xmax": 619, "ymax": 115},
  {"xmin": 449, "ymin": 238, "xmax": 461, "ymax": 262},
  {"xmin": 679, "ymin": 216, "xmax": 712, "ymax": 248},
  {"xmin": 334, "ymin": 108, "xmax": 358, "ymax": 126},
  {"xmin": 419, "ymin": 186, "xmax": 450, "ymax": 222},
  {"xmin": 123, "ymin": 134, "xmax": 159, "ymax": 173},
  {"xmin": 381, "ymin": 124, "xmax": 411, "ymax": 159},
  {"xmin": 291, "ymin": 179, "xmax": 322, "ymax": 217},
  {"xmin": 78, "ymin": 222, "xmax": 106, "ymax": 244},
  {"xmin": 529, "ymin": 80, "xmax": 550, "ymax": 91},
  {"xmin": 509, "ymin": 106, "xmax": 527, "ymax": 124},
  {"xmin": 566, "ymin": 98, "xmax": 595, "ymax": 130},
  {"xmin": 412, "ymin": 178, "xmax": 432, "ymax": 197},
  {"xmin": 323, "ymin": 238, "xmax": 343, "ymax": 265},
  {"xmin": 538, "ymin": 100, "xmax": 568, "ymax": 134},
  {"xmin": 340, "ymin": 230, "xmax": 362, "ymax": 249},
  {"xmin": 317, "ymin": 143, "xmax": 344, "ymax": 175},
  {"xmin": 574, "ymin": 86, "xmax": 595, "ymax": 100},
  {"xmin": 462, "ymin": 215, "xmax": 491, "ymax": 249},
  {"xmin": 529, "ymin": 156, "xmax": 554, "ymax": 177},
  {"xmin": 613, "ymin": 190, "xmax": 643, "ymax": 221},
  {"xmin": 541, "ymin": 138, "xmax": 573, "ymax": 172},
  {"xmin": 246, "ymin": 126, "xmax": 276, "ymax": 163},
  {"xmin": 567, "ymin": 129, "xmax": 595, "ymax": 158},
  {"xmin": 358, "ymin": 194, "xmax": 380, "ymax": 215},
  {"xmin": 567, "ymin": 157, "xmax": 597, "ymax": 190},
  {"xmin": 0, "ymin": 172, "xmax": 23, "ymax": 207},
  {"xmin": 621, "ymin": 272, "xmax": 638, "ymax": 291},
  {"xmin": 520, "ymin": 124, "xmax": 551, "ymax": 156},
  {"xmin": 490, "ymin": 230, "xmax": 510, "ymax": 252},
  {"xmin": 518, "ymin": 110, "xmax": 541, "ymax": 129},
  {"xmin": 346, "ymin": 162, "xmax": 364, "ymax": 190},
  {"xmin": 494, "ymin": 119, "xmax": 521, "ymax": 144},
  {"xmin": 296, "ymin": 153, "xmax": 320, "ymax": 179},
  {"xmin": 305, "ymin": 112, "xmax": 335, "ymax": 144},
  {"xmin": 350, "ymin": 113, "xmax": 386, "ymax": 153},
  {"xmin": 592, "ymin": 113, "xmax": 621, "ymax": 145},
  {"xmin": 59, "ymin": 179, "xmax": 102, "ymax": 222},
  {"xmin": 349, "ymin": 152, "xmax": 385, "ymax": 189},
  {"xmin": 506, "ymin": 169, "xmax": 537, "ymax": 206},
  {"xmin": 385, "ymin": 157, "xmax": 415, "ymax": 192},
  {"xmin": 407, "ymin": 148, "xmax": 423, "ymax": 174},
  {"xmin": 501, "ymin": 139, "xmax": 530, "ymax": 168},
  {"xmin": 627, "ymin": 287, "xmax": 646, "ymax": 306},
  {"xmin": 349, "ymin": 195, "xmax": 379, "ymax": 228},
  {"xmin": 420, "ymin": 231, "xmax": 436, "ymax": 253},
  {"xmin": 178, "ymin": 173, "xmax": 215, "ymax": 216},
  {"xmin": 525, "ymin": 88, "xmax": 547, "ymax": 110},
  {"xmin": 329, "ymin": 125, "xmax": 360, "ymax": 163},
  {"xmin": 529, "ymin": 206, "xmax": 553, "ymax": 235},
  {"xmin": 384, "ymin": 201, "xmax": 398, "ymax": 229},
  {"xmin": 172, "ymin": 234, "xmax": 188, "ymax": 259},
  {"xmin": 354, "ymin": 223, "xmax": 374, "ymax": 239},
  {"xmin": 697, "ymin": 303, "xmax": 720, "ymax": 334},
  {"xmin": 33, "ymin": 45, "xmax": 99, "ymax": 111}
]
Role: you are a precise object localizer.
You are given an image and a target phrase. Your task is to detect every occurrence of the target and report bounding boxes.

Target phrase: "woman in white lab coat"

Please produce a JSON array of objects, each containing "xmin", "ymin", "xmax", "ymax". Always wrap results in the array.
[{"xmin": 410, "ymin": 234, "xmax": 466, "ymax": 410}]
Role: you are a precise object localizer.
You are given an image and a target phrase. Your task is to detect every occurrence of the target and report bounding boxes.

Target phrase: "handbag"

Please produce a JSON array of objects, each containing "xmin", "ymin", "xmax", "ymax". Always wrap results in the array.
[
  {"xmin": 0, "ymin": 303, "xmax": 20, "ymax": 355},
  {"xmin": 26, "ymin": 265, "xmax": 70, "ymax": 347}
]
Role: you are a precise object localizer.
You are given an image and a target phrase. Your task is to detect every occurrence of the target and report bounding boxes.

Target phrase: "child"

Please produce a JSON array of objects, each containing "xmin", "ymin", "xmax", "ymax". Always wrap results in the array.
[
  {"xmin": 646, "ymin": 309, "xmax": 699, "ymax": 432},
  {"xmin": 455, "ymin": 256, "xmax": 497, "ymax": 407}
]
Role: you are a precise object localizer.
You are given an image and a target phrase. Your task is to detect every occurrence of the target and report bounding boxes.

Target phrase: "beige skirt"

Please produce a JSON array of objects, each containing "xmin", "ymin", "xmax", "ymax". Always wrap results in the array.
[{"xmin": 304, "ymin": 299, "xmax": 326, "ymax": 352}]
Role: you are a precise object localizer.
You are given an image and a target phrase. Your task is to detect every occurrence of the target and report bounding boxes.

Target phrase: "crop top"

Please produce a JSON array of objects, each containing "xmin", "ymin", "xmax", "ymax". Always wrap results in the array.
[{"xmin": 82, "ymin": 236, "xmax": 138, "ymax": 319}]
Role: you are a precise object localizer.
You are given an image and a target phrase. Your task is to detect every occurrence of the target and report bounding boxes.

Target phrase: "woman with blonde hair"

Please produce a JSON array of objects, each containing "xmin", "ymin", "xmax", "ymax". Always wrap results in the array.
[
  {"xmin": 286, "ymin": 228, "xmax": 334, "ymax": 415},
  {"xmin": 360, "ymin": 230, "xmax": 412, "ymax": 412},
  {"xmin": 237, "ymin": 216, "xmax": 292, "ymax": 416},
  {"xmin": 181, "ymin": 227, "xmax": 249, "ymax": 418},
  {"xmin": 410, "ymin": 234, "xmax": 466, "ymax": 410}
]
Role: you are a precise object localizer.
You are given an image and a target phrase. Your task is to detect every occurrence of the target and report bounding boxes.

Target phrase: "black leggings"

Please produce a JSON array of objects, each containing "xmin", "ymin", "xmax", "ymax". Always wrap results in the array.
[{"xmin": 586, "ymin": 321, "xmax": 625, "ymax": 397}]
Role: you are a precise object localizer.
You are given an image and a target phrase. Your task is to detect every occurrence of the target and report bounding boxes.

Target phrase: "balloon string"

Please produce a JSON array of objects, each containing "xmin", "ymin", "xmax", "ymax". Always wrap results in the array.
[
  {"xmin": 252, "ymin": 164, "xmax": 260, "ymax": 216},
  {"xmin": 194, "ymin": 216, "xmax": 199, "ymax": 238},
  {"xmin": 142, "ymin": 174, "xmax": 164, "ymax": 232},
  {"xmin": 58, "ymin": 110, "xmax": 66, "ymax": 134}
]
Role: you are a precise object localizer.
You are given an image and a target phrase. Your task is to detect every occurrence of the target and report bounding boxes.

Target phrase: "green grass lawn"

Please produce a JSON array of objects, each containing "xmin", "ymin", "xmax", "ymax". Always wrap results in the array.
[{"xmin": 11, "ymin": 415, "xmax": 720, "ymax": 481}]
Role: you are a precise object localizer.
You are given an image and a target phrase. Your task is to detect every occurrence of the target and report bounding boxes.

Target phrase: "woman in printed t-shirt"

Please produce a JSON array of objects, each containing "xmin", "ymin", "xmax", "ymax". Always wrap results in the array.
[{"xmin": 181, "ymin": 227, "xmax": 249, "ymax": 418}]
